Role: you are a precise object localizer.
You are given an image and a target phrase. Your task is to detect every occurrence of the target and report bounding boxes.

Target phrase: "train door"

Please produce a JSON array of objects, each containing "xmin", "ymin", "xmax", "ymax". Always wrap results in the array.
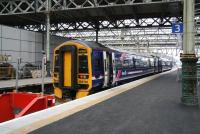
[
  {"xmin": 154, "ymin": 57, "xmax": 158, "ymax": 73},
  {"xmin": 103, "ymin": 51, "xmax": 110, "ymax": 87},
  {"xmin": 64, "ymin": 52, "xmax": 72, "ymax": 87},
  {"xmin": 158, "ymin": 58, "xmax": 162, "ymax": 72},
  {"xmin": 59, "ymin": 46, "xmax": 77, "ymax": 90},
  {"xmin": 112, "ymin": 52, "xmax": 116, "ymax": 85}
]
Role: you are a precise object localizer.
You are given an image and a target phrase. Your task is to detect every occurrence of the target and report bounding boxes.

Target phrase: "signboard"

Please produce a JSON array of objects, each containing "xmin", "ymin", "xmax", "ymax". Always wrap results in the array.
[{"xmin": 172, "ymin": 23, "xmax": 183, "ymax": 33}]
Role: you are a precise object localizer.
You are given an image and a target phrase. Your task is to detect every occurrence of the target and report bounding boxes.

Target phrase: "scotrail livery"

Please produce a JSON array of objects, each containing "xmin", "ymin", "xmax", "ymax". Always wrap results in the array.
[{"xmin": 53, "ymin": 40, "xmax": 172, "ymax": 99}]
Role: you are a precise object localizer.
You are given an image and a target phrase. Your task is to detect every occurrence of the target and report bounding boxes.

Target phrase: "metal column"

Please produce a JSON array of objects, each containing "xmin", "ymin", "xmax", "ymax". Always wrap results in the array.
[
  {"xmin": 41, "ymin": 52, "xmax": 46, "ymax": 94},
  {"xmin": 95, "ymin": 22, "xmax": 99, "ymax": 43},
  {"xmin": 46, "ymin": 0, "xmax": 50, "ymax": 76},
  {"xmin": 96, "ymin": 29, "xmax": 98, "ymax": 43},
  {"xmin": 181, "ymin": 0, "xmax": 198, "ymax": 106}
]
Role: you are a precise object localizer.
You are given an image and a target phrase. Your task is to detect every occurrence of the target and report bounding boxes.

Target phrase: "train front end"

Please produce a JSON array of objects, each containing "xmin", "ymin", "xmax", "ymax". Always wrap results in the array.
[{"xmin": 53, "ymin": 41, "xmax": 92, "ymax": 99}]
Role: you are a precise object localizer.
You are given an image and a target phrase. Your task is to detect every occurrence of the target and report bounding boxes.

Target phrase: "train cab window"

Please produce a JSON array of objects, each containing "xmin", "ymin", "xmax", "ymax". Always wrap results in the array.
[{"xmin": 79, "ymin": 56, "xmax": 88, "ymax": 73}]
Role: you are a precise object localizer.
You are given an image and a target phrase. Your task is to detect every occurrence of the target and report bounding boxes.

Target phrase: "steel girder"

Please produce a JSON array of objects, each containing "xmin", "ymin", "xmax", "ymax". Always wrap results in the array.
[
  {"xmin": 18, "ymin": 17, "xmax": 182, "ymax": 31},
  {"xmin": 0, "ymin": 0, "xmax": 181, "ymax": 15},
  {"xmin": 55, "ymin": 27, "xmax": 177, "ymax": 44}
]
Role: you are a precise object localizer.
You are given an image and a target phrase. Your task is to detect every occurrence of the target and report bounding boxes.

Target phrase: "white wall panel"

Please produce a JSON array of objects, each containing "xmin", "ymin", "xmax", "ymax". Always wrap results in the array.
[
  {"xmin": 2, "ymin": 38, "xmax": 20, "ymax": 51},
  {"xmin": 0, "ymin": 39, "xmax": 1, "ymax": 55},
  {"xmin": 1, "ymin": 50, "xmax": 20, "ymax": 66},
  {"xmin": 0, "ymin": 25, "xmax": 2, "ymax": 37},
  {"xmin": 35, "ymin": 52, "xmax": 42, "ymax": 62},
  {"xmin": 35, "ymin": 33, "xmax": 43, "ymax": 43},
  {"xmin": 21, "ymin": 30, "xmax": 35, "ymax": 42},
  {"xmin": 21, "ymin": 41, "xmax": 35, "ymax": 53},
  {"xmin": 35, "ymin": 43, "xmax": 43, "ymax": 53},
  {"xmin": 21, "ymin": 52, "xmax": 35, "ymax": 63},
  {"xmin": 0, "ymin": 25, "xmax": 69, "ymax": 71},
  {"xmin": 2, "ymin": 25, "xmax": 20, "ymax": 39},
  {"xmin": 0, "ymin": 25, "xmax": 2, "ymax": 54}
]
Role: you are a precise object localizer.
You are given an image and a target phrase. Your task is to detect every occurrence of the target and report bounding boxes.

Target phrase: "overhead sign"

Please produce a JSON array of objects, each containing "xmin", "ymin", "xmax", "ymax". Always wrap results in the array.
[{"xmin": 172, "ymin": 23, "xmax": 183, "ymax": 33}]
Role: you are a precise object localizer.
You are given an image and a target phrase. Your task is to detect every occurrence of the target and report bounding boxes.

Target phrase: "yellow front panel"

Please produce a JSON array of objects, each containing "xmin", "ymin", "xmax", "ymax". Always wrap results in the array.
[{"xmin": 64, "ymin": 52, "xmax": 71, "ymax": 87}]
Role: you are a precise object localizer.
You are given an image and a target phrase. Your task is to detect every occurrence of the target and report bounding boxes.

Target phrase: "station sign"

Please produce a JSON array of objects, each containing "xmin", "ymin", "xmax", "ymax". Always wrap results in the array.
[{"xmin": 172, "ymin": 23, "xmax": 183, "ymax": 33}]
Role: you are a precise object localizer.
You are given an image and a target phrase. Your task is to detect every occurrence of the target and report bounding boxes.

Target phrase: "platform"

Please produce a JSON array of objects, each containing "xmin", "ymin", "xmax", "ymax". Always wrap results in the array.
[
  {"xmin": 0, "ymin": 77, "xmax": 52, "ymax": 90},
  {"xmin": 1, "ymin": 70, "xmax": 200, "ymax": 134}
]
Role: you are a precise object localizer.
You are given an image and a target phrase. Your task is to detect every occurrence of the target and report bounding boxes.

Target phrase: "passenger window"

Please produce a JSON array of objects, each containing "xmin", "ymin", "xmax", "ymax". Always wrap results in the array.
[
  {"xmin": 79, "ymin": 56, "xmax": 88, "ymax": 73},
  {"xmin": 115, "ymin": 59, "xmax": 122, "ymax": 69},
  {"xmin": 94, "ymin": 58, "xmax": 102, "ymax": 71},
  {"xmin": 123, "ymin": 60, "xmax": 129, "ymax": 68}
]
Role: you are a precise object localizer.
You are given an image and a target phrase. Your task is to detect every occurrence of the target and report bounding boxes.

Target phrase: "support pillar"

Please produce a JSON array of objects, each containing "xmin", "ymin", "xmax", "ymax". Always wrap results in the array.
[
  {"xmin": 181, "ymin": 0, "xmax": 198, "ymax": 106},
  {"xmin": 96, "ymin": 29, "xmax": 98, "ymax": 43},
  {"xmin": 181, "ymin": 54, "xmax": 198, "ymax": 105},
  {"xmin": 95, "ymin": 21, "xmax": 99, "ymax": 43},
  {"xmin": 46, "ymin": 0, "xmax": 51, "ymax": 76}
]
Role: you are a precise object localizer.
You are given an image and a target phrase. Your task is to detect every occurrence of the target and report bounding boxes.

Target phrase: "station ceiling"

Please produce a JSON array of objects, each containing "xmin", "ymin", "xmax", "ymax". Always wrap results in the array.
[{"xmin": 0, "ymin": 1, "xmax": 182, "ymax": 26}]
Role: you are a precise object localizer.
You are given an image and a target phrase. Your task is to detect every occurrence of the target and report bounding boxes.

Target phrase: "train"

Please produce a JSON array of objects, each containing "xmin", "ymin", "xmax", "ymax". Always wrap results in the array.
[{"xmin": 53, "ymin": 40, "xmax": 172, "ymax": 99}]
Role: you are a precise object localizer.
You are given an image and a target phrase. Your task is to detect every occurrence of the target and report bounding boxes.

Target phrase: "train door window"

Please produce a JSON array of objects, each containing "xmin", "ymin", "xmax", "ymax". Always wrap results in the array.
[{"xmin": 79, "ymin": 55, "xmax": 88, "ymax": 73}]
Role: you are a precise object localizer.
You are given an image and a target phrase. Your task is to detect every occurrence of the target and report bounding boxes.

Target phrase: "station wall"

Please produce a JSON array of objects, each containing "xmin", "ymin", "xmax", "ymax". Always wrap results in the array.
[{"xmin": 0, "ymin": 25, "xmax": 68, "ymax": 68}]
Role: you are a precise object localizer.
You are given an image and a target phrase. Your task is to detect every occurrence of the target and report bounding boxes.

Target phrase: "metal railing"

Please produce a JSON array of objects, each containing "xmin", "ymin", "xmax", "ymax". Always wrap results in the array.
[
  {"xmin": 0, "ymin": 55, "xmax": 47, "ymax": 94},
  {"xmin": 0, "ymin": 60, "xmax": 45, "ymax": 80}
]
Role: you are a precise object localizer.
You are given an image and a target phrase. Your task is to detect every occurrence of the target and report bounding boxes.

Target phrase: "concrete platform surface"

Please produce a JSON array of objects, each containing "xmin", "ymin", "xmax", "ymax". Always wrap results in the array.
[
  {"xmin": 0, "ymin": 77, "xmax": 52, "ymax": 89},
  {"xmin": 31, "ymin": 71, "xmax": 200, "ymax": 134}
]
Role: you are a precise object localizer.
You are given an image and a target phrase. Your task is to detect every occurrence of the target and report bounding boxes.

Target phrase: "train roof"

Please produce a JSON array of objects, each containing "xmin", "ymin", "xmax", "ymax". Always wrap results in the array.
[{"xmin": 71, "ymin": 40, "xmax": 114, "ymax": 52}]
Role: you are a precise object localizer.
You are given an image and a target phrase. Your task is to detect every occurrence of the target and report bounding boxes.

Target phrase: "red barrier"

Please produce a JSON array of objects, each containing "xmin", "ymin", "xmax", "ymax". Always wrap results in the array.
[{"xmin": 0, "ymin": 92, "xmax": 55, "ymax": 123}]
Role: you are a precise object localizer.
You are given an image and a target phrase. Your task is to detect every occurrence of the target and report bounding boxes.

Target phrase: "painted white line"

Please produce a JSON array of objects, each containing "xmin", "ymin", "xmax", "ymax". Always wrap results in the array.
[{"xmin": 0, "ymin": 69, "xmax": 175, "ymax": 134}]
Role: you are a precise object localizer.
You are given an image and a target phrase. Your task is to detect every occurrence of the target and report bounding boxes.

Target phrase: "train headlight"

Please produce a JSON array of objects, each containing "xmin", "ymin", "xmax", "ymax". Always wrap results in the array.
[{"xmin": 79, "ymin": 75, "xmax": 88, "ymax": 79}]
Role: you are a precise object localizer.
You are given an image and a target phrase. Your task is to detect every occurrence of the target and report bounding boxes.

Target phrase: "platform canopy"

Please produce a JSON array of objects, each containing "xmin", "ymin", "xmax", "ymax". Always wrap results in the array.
[
  {"xmin": 0, "ymin": 0, "xmax": 182, "ymax": 26},
  {"xmin": 0, "ymin": 0, "xmax": 196, "ymax": 58}
]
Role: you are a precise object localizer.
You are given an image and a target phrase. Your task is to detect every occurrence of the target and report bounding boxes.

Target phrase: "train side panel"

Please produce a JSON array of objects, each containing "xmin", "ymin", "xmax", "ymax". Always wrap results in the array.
[{"xmin": 114, "ymin": 52, "xmax": 155, "ymax": 82}]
